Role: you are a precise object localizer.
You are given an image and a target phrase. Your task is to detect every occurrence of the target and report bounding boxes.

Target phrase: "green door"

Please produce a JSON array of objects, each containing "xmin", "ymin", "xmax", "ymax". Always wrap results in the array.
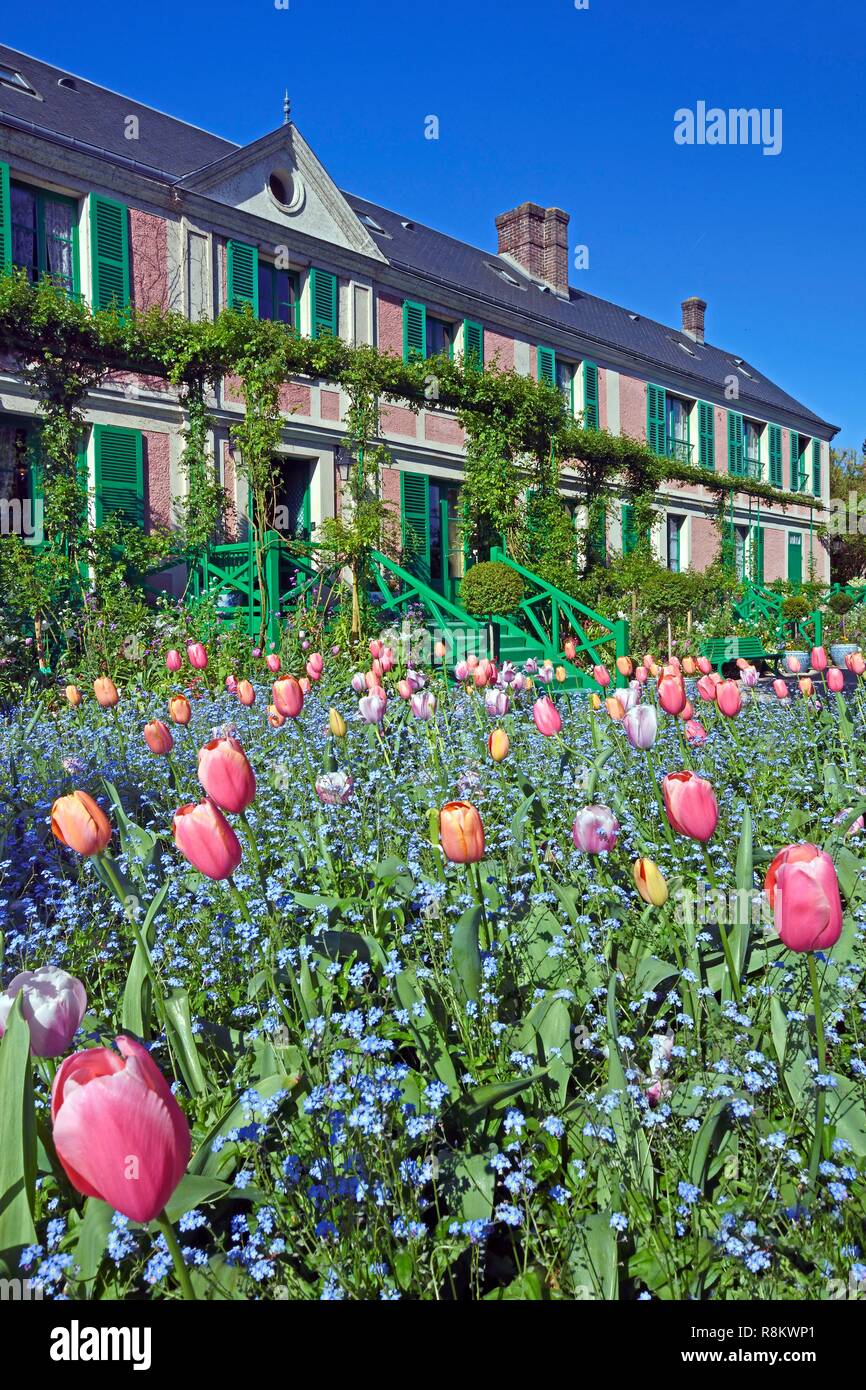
[
  {"xmin": 400, "ymin": 471, "xmax": 431, "ymax": 583},
  {"xmin": 787, "ymin": 532, "xmax": 802, "ymax": 588}
]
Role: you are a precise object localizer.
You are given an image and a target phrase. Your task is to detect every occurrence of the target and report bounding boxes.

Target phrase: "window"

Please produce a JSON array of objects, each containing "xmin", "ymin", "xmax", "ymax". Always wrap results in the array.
[
  {"xmin": 0, "ymin": 64, "xmax": 38, "ymax": 97},
  {"xmin": 667, "ymin": 514, "xmax": 684, "ymax": 572},
  {"xmin": 743, "ymin": 420, "xmax": 762, "ymax": 479},
  {"xmin": 258, "ymin": 262, "xmax": 300, "ymax": 331},
  {"xmin": 790, "ymin": 432, "xmax": 807, "ymax": 492},
  {"xmin": 666, "ymin": 396, "xmax": 692, "ymax": 462},
  {"xmin": 11, "ymin": 182, "xmax": 79, "ymax": 295},
  {"xmin": 557, "ymin": 359, "xmax": 575, "ymax": 413},
  {"xmin": 426, "ymin": 316, "xmax": 454, "ymax": 358}
]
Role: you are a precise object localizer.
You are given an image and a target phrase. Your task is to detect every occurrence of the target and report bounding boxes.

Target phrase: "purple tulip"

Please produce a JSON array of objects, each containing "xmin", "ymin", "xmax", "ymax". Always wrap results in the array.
[
  {"xmin": 572, "ymin": 805, "xmax": 620, "ymax": 855},
  {"xmin": 351, "ymin": 672, "xmax": 367, "ymax": 695},
  {"xmin": 410, "ymin": 691, "xmax": 437, "ymax": 720},
  {"xmin": 485, "ymin": 689, "xmax": 510, "ymax": 717},
  {"xmin": 622, "ymin": 703, "xmax": 657, "ymax": 750},
  {"xmin": 358, "ymin": 693, "xmax": 386, "ymax": 724},
  {"xmin": 0, "ymin": 966, "xmax": 87, "ymax": 1057}
]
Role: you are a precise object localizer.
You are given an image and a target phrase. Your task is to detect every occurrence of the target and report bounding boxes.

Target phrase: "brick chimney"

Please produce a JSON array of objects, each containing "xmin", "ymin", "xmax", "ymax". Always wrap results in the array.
[
  {"xmin": 496, "ymin": 202, "xmax": 570, "ymax": 295},
  {"xmin": 682, "ymin": 296, "xmax": 707, "ymax": 344}
]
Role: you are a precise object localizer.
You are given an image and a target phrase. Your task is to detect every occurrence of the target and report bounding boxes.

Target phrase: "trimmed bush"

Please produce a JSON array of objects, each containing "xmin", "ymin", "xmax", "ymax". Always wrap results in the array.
[{"xmin": 460, "ymin": 561, "xmax": 525, "ymax": 617}]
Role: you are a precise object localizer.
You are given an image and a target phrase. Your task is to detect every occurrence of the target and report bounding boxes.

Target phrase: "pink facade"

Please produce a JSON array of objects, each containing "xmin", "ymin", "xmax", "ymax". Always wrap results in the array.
[
  {"xmin": 130, "ymin": 209, "xmax": 169, "ymax": 312},
  {"xmin": 378, "ymin": 294, "xmax": 404, "ymax": 357},
  {"xmin": 619, "ymin": 374, "xmax": 647, "ymax": 443},
  {"xmin": 691, "ymin": 516, "xmax": 718, "ymax": 570},
  {"xmin": 143, "ymin": 431, "xmax": 171, "ymax": 530},
  {"xmin": 380, "ymin": 405, "xmax": 417, "ymax": 438},
  {"xmin": 424, "ymin": 412, "xmax": 465, "ymax": 447},
  {"xmin": 320, "ymin": 389, "xmax": 341, "ymax": 422},
  {"xmin": 484, "ymin": 328, "xmax": 515, "ymax": 371},
  {"xmin": 763, "ymin": 525, "xmax": 786, "ymax": 583}
]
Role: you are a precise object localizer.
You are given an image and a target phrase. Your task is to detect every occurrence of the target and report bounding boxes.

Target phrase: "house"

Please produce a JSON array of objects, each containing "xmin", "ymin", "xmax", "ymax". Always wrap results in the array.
[{"xmin": 0, "ymin": 43, "xmax": 836, "ymax": 597}]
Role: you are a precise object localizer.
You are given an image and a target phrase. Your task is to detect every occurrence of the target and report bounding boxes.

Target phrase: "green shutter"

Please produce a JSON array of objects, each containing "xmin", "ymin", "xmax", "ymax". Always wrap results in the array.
[
  {"xmin": 89, "ymin": 195, "xmax": 129, "ymax": 310},
  {"xmin": 226, "ymin": 240, "xmax": 259, "ymax": 315},
  {"xmin": 0, "ymin": 161, "xmax": 11, "ymax": 275},
  {"xmin": 93, "ymin": 425, "xmax": 144, "ymax": 528},
  {"xmin": 698, "ymin": 401, "xmax": 715, "ymax": 470},
  {"xmin": 400, "ymin": 471, "xmax": 431, "ymax": 581},
  {"xmin": 403, "ymin": 300, "xmax": 426, "ymax": 362},
  {"xmin": 463, "ymin": 319, "xmax": 484, "ymax": 370},
  {"xmin": 768, "ymin": 424, "xmax": 782, "ymax": 486},
  {"xmin": 790, "ymin": 431, "xmax": 801, "ymax": 491},
  {"xmin": 311, "ymin": 267, "xmax": 338, "ymax": 339},
  {"xmin": 583, "ymin": 362, "xmax": 599, "ymax": 429},
  {"xmin": 753, "ymin": 526, "xmax": 764, "ymax": 583},
  {"xmin": 811, "ymin": 439, "xmax": 821, "ymax": 495},
  {"xmin": 621, "ymin": 504, "xmax": 638, "ymax": 556},
  {"xmin": 787, "ymin": 531, "xmax": 802, "ymax": 587},
  {"xmin": 588, "ymin": 507, "xmax": 606, "ymax": 567},
  {"xmin": 727, "ymin": 410, "xmax": 744, "ymax": 476},
  {"xmin": 647, "ymin": 384, "xmax": 666, "ymax": 455},
  {"xmin": 537, "ymin": 346, "xmax": 556, "ymax": 384}
]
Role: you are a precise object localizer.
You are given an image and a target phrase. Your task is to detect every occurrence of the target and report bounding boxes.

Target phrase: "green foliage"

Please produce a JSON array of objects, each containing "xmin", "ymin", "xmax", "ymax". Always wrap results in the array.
[
  {"xmin": 782, "ymin": 594, "xmax": 810, "ymax": 622},
  {"xmin": 460, "ymin": 561, "xmax": 525, "ymax": 618}
]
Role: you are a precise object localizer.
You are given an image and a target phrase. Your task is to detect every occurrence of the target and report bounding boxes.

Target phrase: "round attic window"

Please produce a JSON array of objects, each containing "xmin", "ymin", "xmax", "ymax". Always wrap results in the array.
[{"xmin": 266, "ymin": 167, "xmax": 304, "ymax": 215}]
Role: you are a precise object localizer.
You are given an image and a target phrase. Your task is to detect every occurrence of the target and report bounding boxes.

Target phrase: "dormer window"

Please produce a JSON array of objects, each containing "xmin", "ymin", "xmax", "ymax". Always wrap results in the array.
[{"xmin": 0, "ymin": 63, "xmax": 39, "ymax": 97}]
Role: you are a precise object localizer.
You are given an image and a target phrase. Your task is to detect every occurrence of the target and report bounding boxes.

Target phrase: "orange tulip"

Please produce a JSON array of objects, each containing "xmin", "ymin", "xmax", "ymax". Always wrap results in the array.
[
  {"xmin": 798, "ymin": 677, "xmax": 814, "ymax": 698},
  {"xmin": 237, "ymin": 680, "xmax": 256, "ymax": 706},
  {"xmin": 169, "ymin": 695, "xmax": 191, "ymax": 726},
  {"xmin": 173, "ymin": 800, "xmax": 243, "ymax": 880},
  {"xmin": 143, "ymin": 720, "xmax": 174, "ymax": 755},
  {"xmin": 273, "ymin": 677, "xmax": 304, "ymax": 718},
  {"xmin": 93, "ymin": 676, "xmax": 119, "ymax": 708},
  {"xmin": 488, "ymin": 729, "xmax": 510, "ymax": 762},
  {"xmin": 267, "ymin": 704, "xmax": 285, "ymax": 728},
  {"xmin": 682, "ymin": 657, "xmax": 696, "ymax": 676},
  {"xmin": 197, "ymin": 737, "xmax": 256, "ymax": 814},
  {"xmin": 605, "ymin": 695, "xmax": 625, "ymax": 721},
  {"xmin": 439, "ymin": 801, "xmax": 485, "ymax": 864},
  {"xmin": 51, "ymin": 791, "xmax": 111, "ymax": 856},
  {"xmin": 616, "ymin": 655, "xmax": 633, "ymax": 678},
  {"xmin": 65, "ymin": 685, "xmax": 82, "ymax": 707}
]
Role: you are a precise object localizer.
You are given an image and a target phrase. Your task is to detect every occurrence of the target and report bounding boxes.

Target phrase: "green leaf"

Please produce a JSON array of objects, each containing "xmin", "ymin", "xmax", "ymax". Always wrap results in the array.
[
  {"xmin": 0, "ymin": 995, "xmax": 37, "ymax": 1264},
  {"xmin": 70, "ymin": 1198, "xmax": 114, "ymax": 1294},
  {"xmin": 605, "ymin": 980, "xmax": 654, "ymax": 1202},
  {"xmin": 730, "ymin": 801, "xmax": 753, "ymax": 990},
  {"xmin": 164, "ymin": 988, "xmax": 208, "ymax": 1097},
  {"xmin": 688, "ymin": 1100, "xmax": 732, "ymax": 1189},
  {"xmin": 567, "ymin": 1212, "xmax": 619, "ymax": 1299},
  {"xmin": 121, "ymin": 879, "xmax": 168, "ymax": 1038},
  {"xmin": 447, "ymin": 1072, "xmax": 545, "ymax": 1129},
  {"xmin": 450, "ymin": 906, "xmax": 482, "ymax": 1005},
  {"xmin": 190, "ymin": 1074, "xmax": 292, "ymax": 1178},
  {"xmin": 393, "ymin": 970, "xmax": 459, "ymax": 1092},
  {"xmin": 161, "ymin": 1174, "xmax": 231, "ymax": 1222},
  {"xmin": 437, "ymin": 1149, "xmax": 495, "ymax": 1223}
]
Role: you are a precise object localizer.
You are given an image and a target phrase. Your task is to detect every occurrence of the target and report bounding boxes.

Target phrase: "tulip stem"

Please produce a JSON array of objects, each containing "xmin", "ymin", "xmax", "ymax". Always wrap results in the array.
[
  {"xmin": 239, "ymin": 809, "xmax": 272, "ymax": 906},
  {"xmin": 807, "ymin": 953, "xmax": 829, "ymax": 1182},
  {"xmin": 155, "ymin": 1209, "xmax": 196, "ymax": 1301},
  {"xmin": 701, "ymin": 845, "xmax": 741, "ymax": 1004},
  {"xmin": 470, "ymin": 863, "xmax": 490, "ymax": 949}
]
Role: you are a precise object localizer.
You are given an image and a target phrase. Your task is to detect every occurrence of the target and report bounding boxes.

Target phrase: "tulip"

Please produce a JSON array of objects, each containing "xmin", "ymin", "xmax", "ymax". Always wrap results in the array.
[
  {"xmin": 845, "ymin": 651, "xmax": 865, "ymax": 675},
  {"xmin": 740, "ymin": 664, "xmax": 759, "ymax": 688},
  {"xmin": 266, "ymin": 653, "xmax": 281, "ymax": 673},
  {"xmin": 439, "ymin": 801, "xmax": 485, "ymax": 863},
  {"xmin": 358, "ymin": 692, "xmax": 386, "ymax": 724},
  {"xmin": 572, "ymin": 805, "xmax": 620, "ymax": 854},
  {"xmin": 772, "ymin": 678, "xmax": 789, "ymax": 700},
  {"xmin": 467, "ymin": 654, "xmax": 479, "ymax": 670},
  {"xmin": 622, "ymin": 703, "xmax": 657, "ymax": 750},
  {"xmin": 716, "ymin": 680, "xmax": 742, "ymax": 718},
  {"xmin": 227, "ymin": 675, "xmax": 241, "ymax": 697},
  {"xmin": 536, "ymin": 664, "xmax": 554, "ymax": 685},
  {"xmin": 798, "ymin": 677, "xmax": 814, "ymax": 698},
  {"xmin": 662, "ymin": 771, "xmax": 718, "ymax": 842},
  {"xmin": 329, "ymin": 708, "xmax": 347, "ymax": 739},
  {"xmin": 764, "ymin": 843, "xmax": 843, "ymax": 953},
  {"xmin": 51, "ymin": 791, "xmax": 112, "ymax": 856},
  {"xmin": 680, "ymin": 699, "xmax": 694, "ymax": 722},
  {"xmin": 187, "ymin": 642, "xmax": 208, "ymax": 670},
  {"xmin": 696, "ymin": 674, "xmax": 718, "ymax": 703},
  {"xmin": 786, "ymin": 654, "xmax": 801, "ymax": 674},
  {"xmin": 564, "ymin": 638, "xmax": 577, "ymax": 660},
  {"xmin": 93, "ymin": 676, "xmax": 119, "ymax": 708},
  {"xmin": 811, "ymin": 646, "xmax": 828, "ymax": 672},
  {"xmin": 473, "ymin": 665, "xmax": 491, "ymax": 690},
  {"xmin": 315, "ymin": 770, "xmax": 354, "ymax": 806},
  {"xmin": 165, "ymin": 649, "xmax": 182, "ymax": 673},
  {"xmin": 590, "ymin": 692, "xmax": 602, "ymax": 710},
  {"xmin": 827, "ymin": 667, "xmax": 844, "ymax": 692},
  {"xmin": 619, "ymin": 684, "xmax": 639, "ymax": 712},
  {"xmin": 51, "ymin": 1035, "xmax": 190, "ymax": 1224},
  {"xmin": 306, "ymin": 659, "xmax": 322, "ymax": 683},
  {"xmin": 143, "ymin": 719, "xmax": 174, "ymax": 755},
  {"xmin": 267, "ymin": 704, "xmax": 285, "ymax": 728},
  {"xmin": 65, "ymin": 685, "xmax": 82, "ymax": 707},
  {"xmin": 366, "ymin": 666, "xmax": 382, "ymax": 689},
  {"xmin": 635, "ymin": 665, "xmax": 648, "ymax": 684},
  {"xmin": 272, "ymin": 676, "xmax": 304, "ymax": 718},
  {"xmin": 308, "ymin": 652, "xmax": 324, "ymax": 675},
  {"xmin": 410, "ymin": 691, "xmax": 437, "ymax": 720},
  {"xmin": 397, "ymin": 679, "xmax": 412, "ymax": 700},
  {"xmin": 696, "ymin": 656, "xmax": 712, "ymax": 675},
  {"xmin": 605, "ymin": 695, "xmax": 625, "ymax": 722},
  {"xmin": 633, "ymin": 858, "xmax": 668, "ymax": 907},
  {"xmin": 169, "ymin": 694, "xmax": 191, "ymax": 725},
  {"xmin": 488, "ymin": 729, "xmax": 510, "ymax": 762},
  {"xmin": 0, "ymin": 966, "xmax": 87, "ymax": 1058},
  {"xmin": 485, "ymin": 689, "xmax": 509, "ymax": 717},
  {"xmin": 237, "ymin": 679, "xmax": 255, "ymax": 706},
  {"xmin": 173, "ymin": 800, "xmax": 243, "ymax": 879},
  {"xmin": 533, "ymin": 697, "xmax": 562, "ymax": 736},
  {"xmin": 369, "ymin": 639, "xmax": 383, "ymax": 660},
  {"xmin": 592, "ymin": 664, "xmax": 611, "ymax": 688},
  {"xmin": 658, "ymin": 671, "xmax": 687, "ymax": 716},
  {"xmin": 381, "ymin": 647, "xmax": 395, "ymax": 674},
  {"xmin": 684, "ymin": 718, "xmax": 707, "ymax": 744},
  {"xmin": 616, "ymin": 655, "xmax": 633, "ymax": 678},
  {"xmin": 351, "ymin": 671, "xmax": 367, "ymax": 694},
  {"xmin": 682, "ymin": 657, "xmax": 696, "ymax": 676},
  {"xmin": 454, "ymin": 660, "xmax": 470, "ymax": 682},
  {"xmin": 197, "ymin": 737, "xmax": 256, "ymax": 814},
  {"xmin": 299, "ymin": 676, "xmax": 311, "ymax": 696}
]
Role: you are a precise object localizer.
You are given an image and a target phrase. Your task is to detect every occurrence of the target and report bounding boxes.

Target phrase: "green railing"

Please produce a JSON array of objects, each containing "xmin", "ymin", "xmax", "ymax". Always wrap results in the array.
[
  {"xmin": 490, "ymin": 546, "xmax": 629, "ymax": 685},
  {"xmin": 733, "ymin": 579, "xmax": 823, "ymax": 649},
  {"xmin": 666, "ymin": 436, "xmax": 693, "ymax": 464},
  {"xmin": 368, "ymin": 549, "xmax": 487, "ymax": 666},
  {"xmin": 190, "ymin": 531, "xmax": 340, "ymax": 642}
]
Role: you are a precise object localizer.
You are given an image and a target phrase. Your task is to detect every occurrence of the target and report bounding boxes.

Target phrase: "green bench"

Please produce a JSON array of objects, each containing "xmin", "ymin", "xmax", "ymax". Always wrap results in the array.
[{"xmin": 699, "ymin": 637, "xmax": 781, "ymax": 674}]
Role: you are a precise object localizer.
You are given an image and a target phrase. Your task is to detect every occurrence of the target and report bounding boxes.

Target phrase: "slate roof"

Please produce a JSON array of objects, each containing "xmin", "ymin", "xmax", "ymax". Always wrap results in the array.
[{"xmin": 0, "ymin": 44, "xmax": 837, "ymax": 435}]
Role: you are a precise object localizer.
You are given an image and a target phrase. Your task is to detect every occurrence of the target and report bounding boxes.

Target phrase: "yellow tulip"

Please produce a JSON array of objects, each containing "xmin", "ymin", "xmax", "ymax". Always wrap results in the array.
[{"xmin": 633, "ymin": 858, "xmax": 668, "ymax": 907}]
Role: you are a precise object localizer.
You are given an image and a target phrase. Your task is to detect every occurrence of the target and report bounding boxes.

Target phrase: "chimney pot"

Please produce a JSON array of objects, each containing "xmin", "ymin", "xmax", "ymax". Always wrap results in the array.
[{"xmin": 682, "ymin": 296, "xmax": 707, "ymax": 344}]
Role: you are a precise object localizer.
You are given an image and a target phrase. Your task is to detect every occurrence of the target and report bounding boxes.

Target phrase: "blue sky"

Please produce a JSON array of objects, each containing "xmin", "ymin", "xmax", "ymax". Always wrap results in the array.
[{"xmin": 6, "ymin": 0, "xmax": 865, "ymax": 450}]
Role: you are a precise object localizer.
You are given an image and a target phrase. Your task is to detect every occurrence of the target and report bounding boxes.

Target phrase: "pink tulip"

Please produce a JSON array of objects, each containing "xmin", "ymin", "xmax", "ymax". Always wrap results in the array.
[
  {"xmin": 266, "ymin": 653, "xmax": 281, "ymax": 673},
  {"xmin": 592, "ymin": 664, "xmax": 611, "ymax": 689},
  {"xmin": 143, "ymin": 719, "xmax": 174, "ymax": 755},
  {"xmin": 369, "ymin": 639, "xmax": 383, "ymax": 660},
  {"xmin": 358, "ymin": 693, "xmax": 386, "ymax": 724},
  {"xmin": 786, "ymin": 654, "xmax": 801, "ymax": 674},
  {"xmin": 696, "ymin": 656, "xmax": 712, "ymax": 675},
  {"xmin": 299, "ymin": 676, "xmax": 311, "ymax": 695},
  {"xmin": 827, "ymin": 667, "xmax": 844, "ymax": 692},
  {"xmin": 165, "ymin": 649, "xmax": 182, "ymax": 673},
  {"xmin": 173, "ymin": 800, "xmax": 243, "ymax": 879},
  {"xmin": 811, "ymin": 646, "xmax": 828, "ymax": 672},
  {"xmin": 572, "ymin": 805, "xmax": 620, "ymax": 854},
  {"xmin": 716, "ymin": 680, "xmax": 742, "ymax": 718},
  {"xmin": 197, "ymin": 737, "xmax": 256, "ymax": 814},
  {"xmin": 237, "ymin": 680, "xmax": 256, "ymax": 706},
  {"xmin": 680, "ymin": 699, "xmax": 694, "ymax": 722},
  {"xmin": 635, "ymin": 665, "xmax": 648, "ymax": 684},
  {"xmin": 351, "ymin": 672, "xmax": 367, "ymax": 694},
  {"xmin": 371, "ymin": 659, "xmax": 384, "ymax": 681},
  {"xmin": 410, "ymin": 691, "xmax": 437, "ymax": 720},
  {"xmin": 658, "ymin": 671, "xmax": 687, "ymax": 716},
  {"xmin": 187, "ymin": 642, "xmax": 208, "ymax": 670},
  {"xmin": 225, "ymin": 674, "xmax": 238, "ymax": 695},
  {"xmin": 764, "ymin": 844, "xmax": 843, "ymax": 953},
  {"xmin": 454, "ymin": 661, "xmax": 470, "ymax": 682},
  {"xmin": 844, "ymin": 651, "xmax": 865, "ymax": 676},
  {"xmin": 772, "ymin": 678, "xmax": 790, "ymax": 700},
  {"xmin": 662, "ymin": 771, "xmax": 719, "ymax": 842},
  {"xmin": 381, "ymin": 647, "xmax": 395, "ymax": 674},
  {"xmin": 740, "ymin": 665, "xmax": 759, "ymax": 688},
  {"xmin": 308, "ymin": 652, "xmax": 324, "ymax": 675},
  {"xmin": 272, "ymin": 677, "xmax": 304, "ymax": 718},
  {"xmin": 397, "ymin": 679, "xmax": 413, "ymax": 700},
  {"xmin": 533, "ymin": 697, "xmax": 562, "ymax": 736},
  {"xmin": 306, "ymin": 660, "xmax": 322, "ymax": 683},
  {"xmin": 696, "ymin": 674, "xmax": 718, "ymax": 702},
  {"xmin": 622, "ymin": 703, "xmax": 657, "ymax": 749},
  {"xmin": 51, "ymin": 1036, "xmax": 190, "ymax": 1223},
  {"xmin": 684, "ymin": 718, "xmax": 707, "ymax": 744},
  {"xmin": 0, "ymin": 966, "xmax": 86, "ymax": 1057},
  {"xmin": 466, "ymin": 654, "xmax": 479, "ymax": 670}
]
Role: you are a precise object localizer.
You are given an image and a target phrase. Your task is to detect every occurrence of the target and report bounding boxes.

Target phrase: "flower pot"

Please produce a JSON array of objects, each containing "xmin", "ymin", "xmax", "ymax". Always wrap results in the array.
[
  {"xmin": 831, "ymin": 643, "xmax": 859, "ymax": 668},
  {"xmin": 784, "ymin": 650, "xmax": 808, "ymax": 673}
]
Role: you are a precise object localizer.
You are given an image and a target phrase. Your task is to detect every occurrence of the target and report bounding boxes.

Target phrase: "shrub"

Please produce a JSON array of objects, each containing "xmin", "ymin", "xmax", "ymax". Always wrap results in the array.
[
  {"xmin": 460, "ymin": 561, "xmax": 525, "ymax": 617},
  {"xmin": 782, "ymin": 594, "xmax": 810, "ymax": 622}
]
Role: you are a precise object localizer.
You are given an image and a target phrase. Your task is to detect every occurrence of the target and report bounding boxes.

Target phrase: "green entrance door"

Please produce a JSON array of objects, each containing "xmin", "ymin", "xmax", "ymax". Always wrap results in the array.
[
  {"xmin": 787, "ymin": 531, "xmax": 802, "ymax": 588},
  {"xmin": 401, "ymin": 472, "xmax": 465, "ymax": 599}
]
